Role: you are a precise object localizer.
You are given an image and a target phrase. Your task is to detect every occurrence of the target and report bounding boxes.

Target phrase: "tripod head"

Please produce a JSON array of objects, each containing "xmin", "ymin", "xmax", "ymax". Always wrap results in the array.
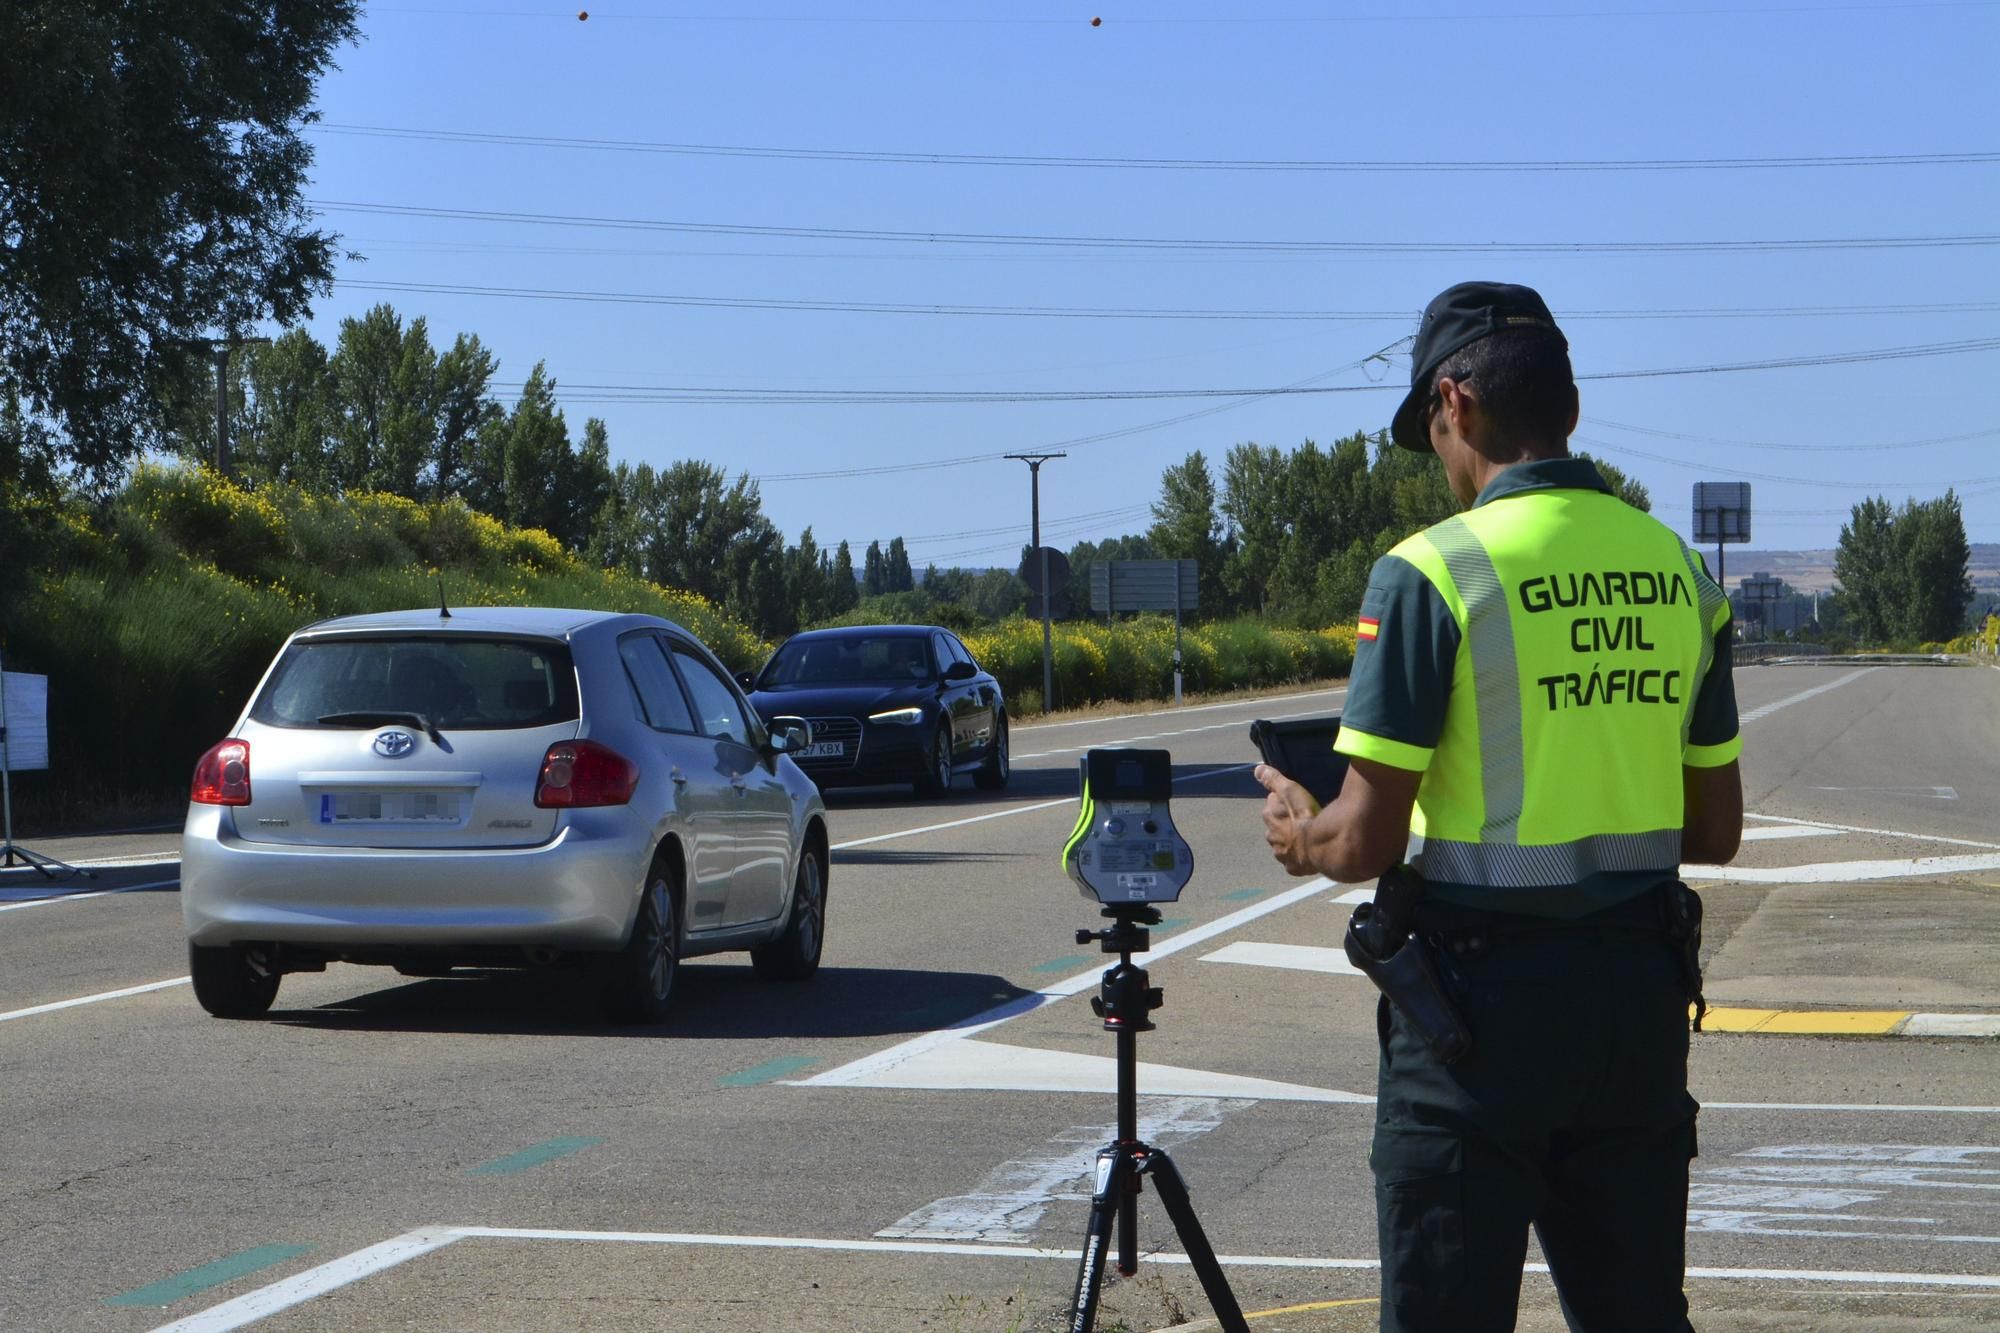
[{"xmin": 1077, "ymin": 904, "xmax": 1163, "ymax": 1033}]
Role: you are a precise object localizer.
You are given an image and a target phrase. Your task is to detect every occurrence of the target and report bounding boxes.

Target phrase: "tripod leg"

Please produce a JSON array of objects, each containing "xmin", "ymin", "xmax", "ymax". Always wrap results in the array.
[
  {"xmin": 1145, "ymin": 1149, "xmax": 1249, "ymax": 1333},
  {"xmin": 1066, "ymin": 1146, "xmax": 1128, "ymax": 1333}
]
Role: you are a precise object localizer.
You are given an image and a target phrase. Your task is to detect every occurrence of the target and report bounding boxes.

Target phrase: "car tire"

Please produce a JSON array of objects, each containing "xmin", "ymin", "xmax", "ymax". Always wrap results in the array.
[
  {"xmin": 600, "ymin": 857, "xmax": 681, "ymax": 1025},
  {"xmin": 916, "ymin": 722, "xmax": 954, "ymax": 798},
  {"xmin": 188, "ymin": 942, "xmax": 281, "ymax": 1019},
  {"xmin": 752, "ymin": 846, "xmax": 825, "ymax": 981},
  {"xmin": 973, "ymin": 716, "xmax": 1010, "ymax": 790}
]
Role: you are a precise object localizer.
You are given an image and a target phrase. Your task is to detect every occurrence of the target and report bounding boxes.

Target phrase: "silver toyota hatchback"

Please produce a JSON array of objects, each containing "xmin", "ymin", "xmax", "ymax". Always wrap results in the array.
[{"xmin": 181, "ymin": 607, "xmax": 828, "ymax": 1024}]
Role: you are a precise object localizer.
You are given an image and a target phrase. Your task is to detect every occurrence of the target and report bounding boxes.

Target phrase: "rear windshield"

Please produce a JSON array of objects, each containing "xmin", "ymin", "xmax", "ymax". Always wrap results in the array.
[
  {"xmin": 760, "ymin": 634, "xmax": 935, "ymax": 686},
  {"xmin": 249, "ymin": 636, "xmax": 579, "ymax": 730}
]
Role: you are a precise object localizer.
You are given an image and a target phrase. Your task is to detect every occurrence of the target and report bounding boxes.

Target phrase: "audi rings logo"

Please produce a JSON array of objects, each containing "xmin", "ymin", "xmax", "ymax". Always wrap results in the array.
[{"xmin": 373, "ymin": 729, "xmax": 417, "ymax": 758}]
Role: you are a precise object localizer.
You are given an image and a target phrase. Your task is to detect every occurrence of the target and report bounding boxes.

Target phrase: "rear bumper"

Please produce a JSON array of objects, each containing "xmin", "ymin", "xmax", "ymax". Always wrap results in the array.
[{"xmin": 180, "ymin": 804, "xmax": 649, "ymax": 950}]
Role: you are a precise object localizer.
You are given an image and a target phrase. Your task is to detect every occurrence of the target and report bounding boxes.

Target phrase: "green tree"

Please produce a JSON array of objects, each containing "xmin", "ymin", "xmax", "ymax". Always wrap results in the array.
[
  {"xmin": 1900, "ymin": 490, "xmax": 1974, "ymax": 642},
  {"xmin": 863, "ymin": 541, "xmax": 886, "ymax": 597},
  {"xmin": 0, "ymin": 0, "xmax": 361, "ymax": 484},
  {"xmin": 885, "ymin": 536, "xmax": 915, "ymax": 593},
  {"xmin": 1834, "ymin": 496, "xmax": 1900, "ymax": 643},
  {"xmin": 1220, "ymin": 442, "xmax": 1289, "ymax": 615},
  {"xmin": 238, "ymin": 330, "xmax": 338, "ymax": 491},
  {"xmin": 432, "ymin": 332, "xmax": 498, "ymax": 500},
  {"xmin": 1148, "ymin": 451, "xmax": 1227, "ymax": 615},
  {"xmin": 788, "ymin": 527, "xmax": 829, "ymax": 626},
  {"xmin": 330, "ymin": 305, "xmax": 438, "ymax": 496},
  {"xmin": 827, "ymin": 541, "xmax": 860, "ymax": 615}
]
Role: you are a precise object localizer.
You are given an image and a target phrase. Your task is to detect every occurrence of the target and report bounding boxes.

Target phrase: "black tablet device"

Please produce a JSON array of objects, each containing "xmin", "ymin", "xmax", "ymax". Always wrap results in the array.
[{"xmin": 1249, "ymin": 715, "xmax": 1348, "ymax": 807}]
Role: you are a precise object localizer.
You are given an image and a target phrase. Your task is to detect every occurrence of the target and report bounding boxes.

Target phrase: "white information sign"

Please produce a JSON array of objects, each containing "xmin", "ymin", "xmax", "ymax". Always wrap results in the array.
[{"xmin": 0, "ymin": 671, "xmax": 50, "ymax": 772}]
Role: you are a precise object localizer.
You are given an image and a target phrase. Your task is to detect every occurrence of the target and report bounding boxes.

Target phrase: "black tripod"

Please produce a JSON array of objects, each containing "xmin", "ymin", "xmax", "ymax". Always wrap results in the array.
[{"xmin": 1066, "ymin": 905, "xmax": 1247, "ymax": 1333}]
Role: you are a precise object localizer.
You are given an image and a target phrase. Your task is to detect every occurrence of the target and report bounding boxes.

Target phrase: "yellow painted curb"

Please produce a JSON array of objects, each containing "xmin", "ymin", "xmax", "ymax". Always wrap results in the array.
[{"xmin": 1697, "ymin": 1004, "xmax": 1909, "ymax": 1035}]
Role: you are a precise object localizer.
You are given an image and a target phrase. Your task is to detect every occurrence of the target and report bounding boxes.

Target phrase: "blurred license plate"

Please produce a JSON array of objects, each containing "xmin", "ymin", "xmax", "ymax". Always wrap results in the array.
[
  {"xmin": 798, "ymin": 741, "xmax": 845, "ymax": 759},
  {"xmin": 318, "ymin": 791, "xmax": 459, "ymax": 824}
]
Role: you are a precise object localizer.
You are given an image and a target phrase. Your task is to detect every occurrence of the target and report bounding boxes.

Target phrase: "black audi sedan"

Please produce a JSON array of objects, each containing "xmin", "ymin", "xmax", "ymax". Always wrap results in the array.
[{"xmin": 741, "ymin": 625, "xmax": 1008, "ymax": 797}]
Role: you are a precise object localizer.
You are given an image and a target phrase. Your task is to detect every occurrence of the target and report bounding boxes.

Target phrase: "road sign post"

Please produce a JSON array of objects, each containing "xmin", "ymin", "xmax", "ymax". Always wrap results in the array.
[
  {"xmin": 1692, "ymin": 481, "xmax": 1752, "ymax": 586},
  {"xmin": 1089, "ymin": 559, "xmax": 1200, "ymax": 704}
]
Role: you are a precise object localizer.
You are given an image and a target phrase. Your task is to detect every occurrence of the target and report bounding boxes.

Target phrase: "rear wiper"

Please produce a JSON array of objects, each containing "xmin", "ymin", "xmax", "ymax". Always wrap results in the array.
[{"xmin": 316, "ymin": 710, "xmax": 445, "ymax": 745}]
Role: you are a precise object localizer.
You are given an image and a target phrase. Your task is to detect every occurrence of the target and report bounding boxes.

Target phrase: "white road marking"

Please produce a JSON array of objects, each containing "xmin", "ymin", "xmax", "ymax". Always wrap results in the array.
[
  {"xmin": 877, "ymin": 1096, "xmax": 1254, "ymax": 1242},
  {"xmin": 1687, "ymin": 1143, "xmax": 2000, "ymax": 1245},
  {"xmin": 0, "ymin": 876, "xmax": 181, "ymax": 912},
  {"xmin": 1687, "ymin": 852, "xmax": 2000, "ymax": 883},
  {"xmin": 830, "ymin": 762, "xmax": 1253, "ymax": 853},
  {"xmin": 1738, "ymin": 825, "xmax": 1840, "ymax": 842},
  {"xmin": 1811, "ymin": 785, "xmax": 1959, "ymax": 800},
  {"xmin": 1202, "ymin": 941, "xmax": 1364, "ymax": 977},
  {"xmin": 145, "ymin": 1227, "xmax": 464, "ymax": 1333},
  {"xmin": 147, "ymin": 1222, "xmax": 2000, "ymax": 1331},
  {"xmin": 1013, "ymin": 686, "xmax": 1345, "ymax": 733},
  {"xmin": 830, "ymin": 1037, "xmax": 1365, "ymax": 1102},
  {"xmin": 1740, "ymin": 812, "xmax": 2000, "ymax": 852},
  {"xmin": 0, "ymin": 977, "xmax": 188, "ymax": 1024},
  {"xmin": 1904, "ymin": 1014, "xmax": 2000, "ymax": 1037},
  {"xmin": 798, "ymin": 878, "xmax": 1339, "ymax": 1089},
  {"xmin": 832, "ymin": 799, "xmax": 1071, "ymax": 851},
  {"xmin": 1705, "ymin": 1103, "xmax": 2000, "ymax": 1114},
  {"xmin": 1016, "ymin": 706, "xmax": 1333, "ymax": 761},
  {"xmin": 1739, "ymin": 667, "xmax": 1881, "ymax": 723}
]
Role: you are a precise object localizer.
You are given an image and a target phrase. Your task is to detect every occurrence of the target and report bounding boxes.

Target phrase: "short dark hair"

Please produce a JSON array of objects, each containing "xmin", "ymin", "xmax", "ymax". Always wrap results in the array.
[{"xmin": 1426, "ymin": 326, "xmax": 1577, "ymax": 447}]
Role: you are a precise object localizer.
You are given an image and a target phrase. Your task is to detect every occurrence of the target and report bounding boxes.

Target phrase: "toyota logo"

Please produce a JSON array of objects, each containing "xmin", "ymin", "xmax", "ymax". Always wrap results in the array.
[{"xmin": 373, "ymin": 729, "xmax": 417, "ymax": 758}]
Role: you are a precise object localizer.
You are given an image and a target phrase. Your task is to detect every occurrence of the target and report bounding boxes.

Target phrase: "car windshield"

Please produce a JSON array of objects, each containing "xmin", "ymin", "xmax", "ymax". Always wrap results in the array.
[
  {"xmin": 760, "ymin": 635, "xmax": 934, "ymax": 685},
  {"xmin": 249, "ymin": 635, "xmax": 579, "ymax": 730}
]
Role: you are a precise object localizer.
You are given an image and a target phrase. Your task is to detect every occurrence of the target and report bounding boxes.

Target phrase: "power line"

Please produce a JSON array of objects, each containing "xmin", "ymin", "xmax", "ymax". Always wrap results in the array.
[
  {"xmin": 477, "ymin": 336, "xmax": 1999, "ymax": 407},
  {"xmin": 1576, "ymin": 435, "xmax": 2000, "ymax": 488},
  {"xmin": 312, "ymin": 123, "xmax": 2000, "ymax": 175},
  {"xmin": 1582, "ymin": 418, "xmax": 2000, "ymax": 452},
  {"xmin": 367, "ymin": 3, "xmax": 1999, "ymax": 22},
  {"xmin": 313, "ymin": 202, "xmax": 2000, "ymax": 255}
]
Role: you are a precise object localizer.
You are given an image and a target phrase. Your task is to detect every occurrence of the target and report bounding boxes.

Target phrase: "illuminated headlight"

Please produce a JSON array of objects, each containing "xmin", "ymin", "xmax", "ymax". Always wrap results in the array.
[{"xmin": 867, "ymin": 707, "xmax": 924, "ymax": 725}]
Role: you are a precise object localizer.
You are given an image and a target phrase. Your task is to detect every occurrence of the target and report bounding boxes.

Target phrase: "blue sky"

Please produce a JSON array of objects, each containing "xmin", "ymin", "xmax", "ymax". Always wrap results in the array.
[{"xmin": 292, "ymin": 1, "xmax": 1999, "ymax": 571}]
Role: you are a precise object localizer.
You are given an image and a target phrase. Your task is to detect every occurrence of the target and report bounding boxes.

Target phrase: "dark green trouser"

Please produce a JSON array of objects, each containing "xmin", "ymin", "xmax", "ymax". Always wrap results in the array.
[{"xmin": 1371, "ymin": 891, "xmax": 1699, "ymax": 1333}]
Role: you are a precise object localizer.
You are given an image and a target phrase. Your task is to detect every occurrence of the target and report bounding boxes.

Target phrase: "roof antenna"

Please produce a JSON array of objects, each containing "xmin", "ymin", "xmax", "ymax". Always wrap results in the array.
[{"xmin": 436, "ymin": 572, "xmax": 452, "ymax": 620}]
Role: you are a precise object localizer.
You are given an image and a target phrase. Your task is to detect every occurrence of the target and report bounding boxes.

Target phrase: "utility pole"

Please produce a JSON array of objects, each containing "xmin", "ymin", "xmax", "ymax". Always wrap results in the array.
[
  {"xmin": 1005, "ymin": 452, "xmax": 1065, "ymax": 711},
  {"xmin": 185, "ymin": 335, "xmax": 270, "ymax": 477}
]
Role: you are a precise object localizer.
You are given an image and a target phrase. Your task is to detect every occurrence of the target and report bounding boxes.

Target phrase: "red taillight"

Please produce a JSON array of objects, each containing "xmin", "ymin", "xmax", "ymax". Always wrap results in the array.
[
  {"xmin": 535, "ymin": 741, "xmax": 638, "ymax": 808},
  {"xmin": 191, "ymin": 739, "xmax": 252, "ymax": 806}
]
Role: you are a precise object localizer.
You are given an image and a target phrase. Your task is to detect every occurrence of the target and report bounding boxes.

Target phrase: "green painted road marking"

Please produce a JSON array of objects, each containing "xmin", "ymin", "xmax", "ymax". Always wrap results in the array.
[
  {"xmin": 1033, "ymin": 955, "xmax": 1095, "ymax": 973},
  {"xmin": 719, "ymin": 1055, "xmax": 817, "ymax": 1086},
  {"xmin": 1223, "ymin": 888, "xmax": 1267, "ymax": 902},
  {"xmin": 467, "ymin": 1136, "xmax": 603, "ymax": 1176},
  {"xmin": 1156, "ymin": 917, "xmax": 1191, "ymax": 932},
  {"xmin": 106, "ymin": 1244, "xmax": 310, "ymax": 1308}
]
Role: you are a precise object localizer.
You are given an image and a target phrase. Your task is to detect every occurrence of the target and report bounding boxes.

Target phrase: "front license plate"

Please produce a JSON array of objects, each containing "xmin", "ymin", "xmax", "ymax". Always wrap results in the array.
[
  {"xmin": 318, "ymin": 791, "xmax": 460, "ymax": 824},
  {"xmin": 798, "ymin": 741, "xmax": 846, "ymax": 759}
]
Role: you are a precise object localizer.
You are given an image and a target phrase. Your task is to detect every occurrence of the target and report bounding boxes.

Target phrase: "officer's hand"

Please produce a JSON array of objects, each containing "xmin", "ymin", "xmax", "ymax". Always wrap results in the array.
[{"xmin": 1255, "ymin": 764, "xmax": 1320, "ymax": 878}]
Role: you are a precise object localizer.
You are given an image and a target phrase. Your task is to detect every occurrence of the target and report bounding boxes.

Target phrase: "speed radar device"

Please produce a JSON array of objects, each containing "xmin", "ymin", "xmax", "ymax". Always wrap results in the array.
[
  {"xmin": 1062, "ymin": 748, "xmax": 1193, "ymax": 905},
  {"xmin": 1060, "ymin": 746, "xmax": 1245, "ymax": 1331}
]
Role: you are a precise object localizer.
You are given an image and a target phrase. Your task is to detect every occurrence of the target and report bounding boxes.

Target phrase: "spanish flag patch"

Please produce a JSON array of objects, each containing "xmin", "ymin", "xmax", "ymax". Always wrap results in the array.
[{"xmin": 1357, "ymin": 616, "xmax": 1379, "ymax": 642}]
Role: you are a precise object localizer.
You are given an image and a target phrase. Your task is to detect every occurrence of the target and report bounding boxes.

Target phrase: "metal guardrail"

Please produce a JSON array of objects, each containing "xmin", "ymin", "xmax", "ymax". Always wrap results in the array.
[{"xmin": 1750, "ymin": 653, "xmax": 1964, "ymax": 667}]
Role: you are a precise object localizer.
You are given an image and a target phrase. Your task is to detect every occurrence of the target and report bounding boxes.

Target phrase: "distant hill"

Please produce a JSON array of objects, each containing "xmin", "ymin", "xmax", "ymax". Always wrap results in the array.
[{"xmin": 1717, "ymin": 543, "xmax": 2000, "ymax": 597}]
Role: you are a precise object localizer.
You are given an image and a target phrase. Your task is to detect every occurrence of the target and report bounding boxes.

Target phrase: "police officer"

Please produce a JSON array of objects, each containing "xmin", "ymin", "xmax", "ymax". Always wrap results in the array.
[{"xmin": 1257, "ymin": 281, "xmax": 1742, "ymax": 1332}]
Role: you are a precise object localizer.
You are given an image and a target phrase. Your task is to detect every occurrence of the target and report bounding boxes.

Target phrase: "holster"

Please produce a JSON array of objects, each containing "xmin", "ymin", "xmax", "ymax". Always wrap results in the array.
[
  {"xmin": 1345, "ymin": 897, "xmax": 1473, "ymax": 1066},
  {"xmin": 1659, "ymin": 879, "xmax": 1707, "ymax": 1032}
]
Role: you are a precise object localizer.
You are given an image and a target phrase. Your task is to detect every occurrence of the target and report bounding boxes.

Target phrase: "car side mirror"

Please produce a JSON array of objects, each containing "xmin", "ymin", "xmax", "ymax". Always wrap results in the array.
[
  {"xmin": 943, "ymin": 660, "xmax": 977, "ymax": 682},
  {"xmin": 765, "ymin": 715, "xmax": 812, "ymax": 754}
]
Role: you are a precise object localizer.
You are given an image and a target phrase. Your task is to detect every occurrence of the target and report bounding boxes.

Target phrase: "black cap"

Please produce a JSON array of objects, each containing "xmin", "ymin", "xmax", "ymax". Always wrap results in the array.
[{"xmin": 1390, "ymin": 281, "xmax": 1567, "ymax": 454}]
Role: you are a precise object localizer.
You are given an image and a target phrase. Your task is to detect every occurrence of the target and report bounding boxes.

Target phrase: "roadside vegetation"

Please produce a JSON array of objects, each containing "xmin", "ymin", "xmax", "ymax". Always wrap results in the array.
[{"xmin": 0, "ymin": 467, "xmax": 1354, "ymax": 819}]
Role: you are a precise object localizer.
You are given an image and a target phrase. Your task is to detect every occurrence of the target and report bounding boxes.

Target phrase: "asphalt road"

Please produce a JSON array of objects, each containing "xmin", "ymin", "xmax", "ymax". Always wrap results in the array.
[{"xmin": 2, "ymin": 663, "xmax": 1997, "ymax": 1332}]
